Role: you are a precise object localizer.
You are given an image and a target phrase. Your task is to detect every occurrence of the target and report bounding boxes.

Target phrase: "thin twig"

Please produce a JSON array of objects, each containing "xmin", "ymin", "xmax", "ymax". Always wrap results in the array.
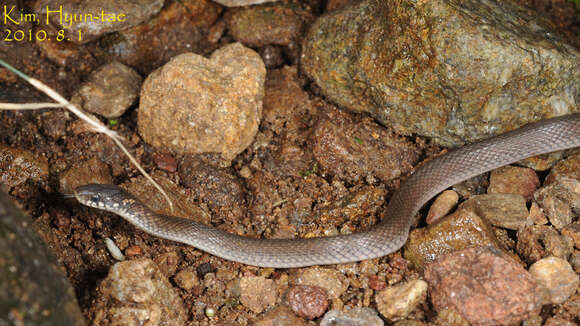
[
  {"xmin": 0, "ymin": 103, "xmax": 67, "ymax": 110},
  {"xmin": 0, "ymin": 59, "xmax": 174, "ymax": 211}
]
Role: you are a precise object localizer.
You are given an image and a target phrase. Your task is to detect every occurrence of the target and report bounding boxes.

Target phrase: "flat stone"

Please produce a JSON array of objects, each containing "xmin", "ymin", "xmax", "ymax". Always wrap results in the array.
[
  {"xmin": 459, "ymin": 193, "xmax": 529, "ymax": 231},
  {"xmin": 375, "ymin": 280, "xmax": 427, "ymax": 321},
  {"xmin": 488, "ymin": 166, "xmax": 540, "ymax": 201}
]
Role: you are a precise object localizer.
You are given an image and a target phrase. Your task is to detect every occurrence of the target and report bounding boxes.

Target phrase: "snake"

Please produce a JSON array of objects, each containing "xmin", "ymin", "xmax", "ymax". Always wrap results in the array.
[{"xmin": 74, "ymin": 114, "xmax": 580, "ymax": 268}]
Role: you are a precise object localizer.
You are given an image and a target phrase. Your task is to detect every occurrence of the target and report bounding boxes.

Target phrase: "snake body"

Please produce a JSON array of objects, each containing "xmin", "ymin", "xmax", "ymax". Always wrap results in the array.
[{"xmin": 74, "ymin": 114, "xmax": 580, "ymax": 268}]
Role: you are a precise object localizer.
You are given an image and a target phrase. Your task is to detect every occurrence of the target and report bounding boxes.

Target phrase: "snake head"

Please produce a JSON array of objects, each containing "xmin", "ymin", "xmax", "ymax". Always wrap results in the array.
[{"xmin": 74, "ymin": 184, "xmax": 128, "ymax": 211}]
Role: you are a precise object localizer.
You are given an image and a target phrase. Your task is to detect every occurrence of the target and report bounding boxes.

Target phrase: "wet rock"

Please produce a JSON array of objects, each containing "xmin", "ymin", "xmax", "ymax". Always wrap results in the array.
[
  {"xmin": 516, "ymin": 225, "xmax": 573, "ymax": 263},
  {"xmin": 98, "ymin": 0, "xmax": 222, "ymax": 74},
  {"xmin": 426, "ymin": 190, "xmax": 459, "ymax": 224},
  {"xmin": 122, "ymin": 172, "xmax": 211, "ymax": 226},
  {"xmin": 34, "ymin": 0, "xmax": 164, "ymax": 44},
  {"xmin": 375, "ymin": 280, "xmax": 427, "ymax": 321},
  {"xmin": 404, "ymin": 204, "xmax": 501, "ymax": 270},
  {"xmin": 287, "ymin": 285, "xmax": 328, "ymax": 319},
  {"xmin": 59, "ymin": 156, "xmax": 113, "ymax": 194},
  {"xmin": 534, "ymin": 171, "xmax": 580, "ymax": 229},
  {"xmin": 227, "ymin": 1, "xmax": 314, "ymax": 47},
  {"xmin": 302, "ymin": 0, "xmax": 580, "ymax": 147},
  {"xmin": 0, "ymin": 145, "xmax": 49, "ymax": 188},
  {"xmin": 215, "ymin": 0, "xmax": 279, "ymax": 6},
  {"xmin": 488, "ymin": 166, "xmax": 540, "ymax": 201},
  {"xmin": 0, "ymin": 190, "xmax": 86, "ymax": 326},
  {"xmin": 528, "ymin": 256, "xmax": 579, "ymax": 305},
  {"xmin": 72, "ymin": 62, "xmax": 142, "ymax": 119},
  {"xmin": 239, "ymin": 276, "xmax": 277, "ymax": 313},
  {"xmin": 320, "ymin": 307, "xmax": 384, "ymax": 326},
  {"xmin": 91, "ymin": 259, "xmax": 186, "ymax": 325},
  {"xmin": 253, "ymin": 306, "xmax": 308, "ymax": 326},
  {"xmin": 561, "ymin": 222, "xmax": 580, "ymax": 248},
  {"xmin": 459, "ymin": 193, "xmax": 529, "ymax": 231},
  {"xmin": 312, "ymin": 107, "xmax": 419, "ymax": 183},
  {"xmin": 424, "ymin": 246, "xmax": 544, "ymax": 326},
  {"xmin": 174, "ymin": 267, "xmax": 200, "ymax": 290},
  {"xmin": 178, "ymin": 154, "xmax": 246, "ymax": 222},
  {"xmin": 292, "ymin": 267, "xmax": 349, "ymax": 299},
  {"xmin": 139, "ymin": 43, "xmax": 266, "ymax": 161}
]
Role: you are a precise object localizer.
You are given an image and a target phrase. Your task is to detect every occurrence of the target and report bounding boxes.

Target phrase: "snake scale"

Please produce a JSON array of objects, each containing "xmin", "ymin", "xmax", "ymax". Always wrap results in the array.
[{"xmin": 74, "ymin": 114, "xmax": 580, "ymax": 267}]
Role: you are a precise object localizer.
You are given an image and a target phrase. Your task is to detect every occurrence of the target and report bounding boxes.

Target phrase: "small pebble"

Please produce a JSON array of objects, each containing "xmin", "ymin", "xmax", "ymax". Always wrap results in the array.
[
  {"xmin": 205, "ymin": 307, "xmax": 215, "ymax": 317},
  {"xmin": 375, "ymin": 280, "xmax": 427, "ymax": 321},
  {"xmin": 320, "ymin": 308, "xmax": 384, "ymax": 326},
  {"xmin": 426, "ymin": 190, "xmax": 458, "ymax": 224},
  {"xmin": 369, "ymin": 275, "xmax": 387, "ymax": 291},
  {"xmin": 152, "ymin": 152, "xmax": 178, "ymax": 172},
  {"xmin": 105, "ymin": 238, "xmax": 125, "ymax": 261},
  {"xmin": 239, "ymin": 276, "xmax": 276, "ymax": 313},
  {"xmin": 287, "ymin": 285, "xmax": 329, "ymax": 319},
  {"xmin": 125, "ymin": 245, "xmax": 142, "ymax": 257},
  {"xmin": 487, "ymin": 165, "xmax": 539, "ymax": 201}
]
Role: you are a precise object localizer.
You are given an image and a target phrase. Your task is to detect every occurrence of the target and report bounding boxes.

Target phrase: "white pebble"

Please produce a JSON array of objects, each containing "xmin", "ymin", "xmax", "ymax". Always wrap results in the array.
[
  {"xmin": 105, "ymin": 237, "xmax": 125, "ymax": 261},
  {"xmin": 205, "ymin": 307, "xmax": 215, "ymax": 317}
]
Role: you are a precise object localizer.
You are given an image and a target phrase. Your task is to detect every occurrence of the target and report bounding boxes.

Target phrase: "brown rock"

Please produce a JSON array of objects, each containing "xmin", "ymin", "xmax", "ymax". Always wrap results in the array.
[
  {"xmin": 312, "ymin": 107, "xmax": 419, "ymax": 183},
  {"xmin": 72, "ymin": 61, "xmax": 142, "ymax": 118},
  {"xmin": 424, "ymin": 246, "xmax": 544, "ymax": 326},
  {"xmin": 39, "ymin": 110, "xmax": 69, "ymax": 139},
  {"xmin": 253, "ymin": 306, "xmax": 308, "ymax": 326},
  {"xmin": 215, "ymin": 0, "xmax": 279, "ymax": 6},
  {"xmin": 151, "ymin": 152, "xmax": 178, "ymax": 173},
  {"xmin": 34, "ymin": 0, "xmax": 164, "ymax": 44},
  {"xmin": 91, "ymin": 259, "xmax": 187, "ymax": 325},
  {"xmin": 292, "ymin": 267, "xmax": 348, "ymax": 299},
  {"xmin": 545, "ymin": 153, "xmax": 580, "ymax": 185},
  {"xmin": 287, "ymin": 285, "xmax": 328, "ymax": 319},
  {"xmin": 528, "ymin": 202, "xmax": 548, "ymax": 225},
  {"xmin": 561, "ymin": 222, "xmax": 580, "ymax": 249},
  {"xmin": 404, "ymin": 205, "xmax": 502, "ymax": 270},
  {"xmin": 375, "ymin": 280, "xmax": 427, "ymax": 321},
  {"xmin": 139, "ymin": 43, "xmax": 266, "ymax": 161},
  {"xmin": 488, "ymin": 166, "xmax": 540, "ymax": 201},
  {"xmin": 239, "ymin": 276, "xmax": 277, "ymax": 313},
  {"xmin": 302, "ymin": 0, "xmax": 580, "ymax": 147},
  {"xmin": 459, "ymin": 193, "xmax": 529, "ymax": 230},
  {"xmin": 98, "ymin": 0, "xmax": 222, "ymax": 74},
  {"xmin": 452, "ymin": 174, "xmax": 488, "ymax": 199},
  {"xmin": 174, "ymin": 268, "xmax": 199, "ymax": 291},
  {"xmin": 517, "ymin": 152, "xmax": 565, "ymax": 172},
  {"xmin": 178, "ymin": 154, "xmax": 246, "ymax": 222},
  {"xmin": 59, "ymin": 156, "xmax": 112, "ymax": 193},
  {"xmin": 125, "ymin": 245, "xmax": 142, "ymax": 257},
  {"xmin": 534, "ymin": 171, "xmax": 580, "ymax": 229},
  {"xmin": 0, "ymin": 145, "xmax": 49, "ymax": 188},
  {"xmin": 516, "ymin": 225, "xmax": 573, "ymax": 264},
  {"xmin": 369, "ymin": 275, "xmax": 387, "ymax": 291},
  {"xmin": 426, "ymin": 190, "xmax": 459, "ymax": 224},
  {"xmin": 543, "ymin": 318, "xmax": 576, "ymax": 326},
  {"xmin": 227, "ymin": 1, "xmax": 314, "ymax": 47},
  {"xmin": 529, "ymin": 256, "xmax": 579, "ymax": 305}
]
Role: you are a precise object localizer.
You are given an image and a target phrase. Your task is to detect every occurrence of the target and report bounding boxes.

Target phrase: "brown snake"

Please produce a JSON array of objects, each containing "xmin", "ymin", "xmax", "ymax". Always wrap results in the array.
[{"xmin": 74, "ymin": 114, "xmax": 580, "ymax": 268}]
